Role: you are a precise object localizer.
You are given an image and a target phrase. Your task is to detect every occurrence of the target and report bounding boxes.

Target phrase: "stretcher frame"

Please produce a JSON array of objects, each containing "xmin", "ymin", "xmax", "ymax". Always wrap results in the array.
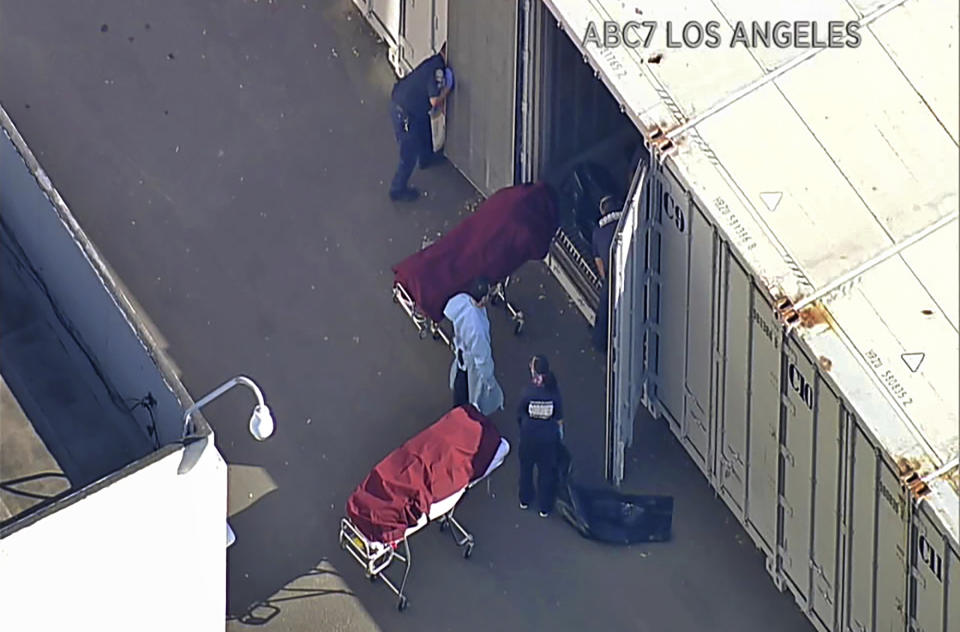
[
  {"xmin": 392, "ymin": 275, "xmax": 525, "ymax": 351},
  {"xmin": 338, "ymin": 500, "xmax": 475, "ymax": 612},
  {"xmin": 340, "ymin": 437, "xmax": 510, "ymax": 612}
]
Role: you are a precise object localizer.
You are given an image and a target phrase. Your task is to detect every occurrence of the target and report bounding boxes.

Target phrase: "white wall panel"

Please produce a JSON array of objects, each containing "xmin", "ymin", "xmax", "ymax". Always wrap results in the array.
[
  {"xmin": 874, "ymin": 462, "xmax": 909, "ymax": 632},
  {"xmin": 781, "ymin": 342, "xmax": 817, "ymax": 603},
  {"xmin": 717, "ymin": 250, "xmax": 751, "ymax": 516},
  {"xmin": 745, "ymin": 290, "xmax": 782, "ymax": 556},
  {"xmin": 946, "ymin": 546, "xmax": 960, "ymax": 632},
  {"xmin": 912, "ymin": 508, "xmax": 950, "ymax": 632},
  {"xmin": 445, "ymin": 0, "xmax": 517, "ymax": 196},
  {"xmin": 682, "ymin": 204, "xmax": 715, "ymax": 471},
  {"xmin": 810, "ymin": 383, "xmax": 843, "ymax": 631},
  {"xmin": 655, "ymin": 167, "xmax": 691, "ymax": 432},
  {"xmin": 0, "ymin": 445, "xmax": 227, "ymax": 632},
  {"xmin": 846, "ymin": 425, "xmax": 877, "ymax": 632}
]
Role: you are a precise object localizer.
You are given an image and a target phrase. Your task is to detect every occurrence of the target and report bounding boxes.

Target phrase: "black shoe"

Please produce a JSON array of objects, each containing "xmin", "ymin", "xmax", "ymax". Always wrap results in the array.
[{"xmin": 389, "ymin": 187, "xmax": 420, "ymax": 202}]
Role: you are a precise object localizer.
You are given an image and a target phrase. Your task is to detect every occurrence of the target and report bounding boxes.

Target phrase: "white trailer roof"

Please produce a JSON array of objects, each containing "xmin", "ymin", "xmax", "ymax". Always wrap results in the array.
[{"xmin": 546, "ymin": 0, "xmax": 959, "ymax": 536}]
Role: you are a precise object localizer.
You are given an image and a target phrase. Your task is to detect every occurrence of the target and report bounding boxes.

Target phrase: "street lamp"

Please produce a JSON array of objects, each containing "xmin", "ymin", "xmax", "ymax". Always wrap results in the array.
[
  {"xmin": 182, "ymin": 375, "xmax": 275, "ymax": 441},
  {"xmin": 177, "ymin": 375, "xmax": 275, "ymax": 477},
  {"xmin": 176, "ymin": 376, "xmax": 275, "ymax": 548}
]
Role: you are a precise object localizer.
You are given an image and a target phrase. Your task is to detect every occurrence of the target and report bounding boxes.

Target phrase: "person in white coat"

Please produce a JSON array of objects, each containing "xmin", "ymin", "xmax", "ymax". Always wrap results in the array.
[{"xmin": 444, "ymin": 277, "xmax": 505, "ymax": 416}]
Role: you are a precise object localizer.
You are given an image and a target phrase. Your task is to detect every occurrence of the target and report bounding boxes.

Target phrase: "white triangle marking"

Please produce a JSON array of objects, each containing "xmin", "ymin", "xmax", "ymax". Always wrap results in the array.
[
  {"xmin": 901, "ymin": 352, "xmax": 925, "ymax": 373},
  {"xmin": 760, "ymin": 192, "xmax": 783, "ymax": 211}
]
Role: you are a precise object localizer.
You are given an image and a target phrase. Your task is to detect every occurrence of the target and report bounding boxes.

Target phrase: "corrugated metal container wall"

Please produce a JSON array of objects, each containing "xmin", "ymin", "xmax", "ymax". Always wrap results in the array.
[
  {"xmin": 351, "ymin": 0, "xmax": 447, "ymax": 76},
  {"xmin": 443, "ymin": 0, "xmax": 518, "ymax": 196},
  {"xmin": 631, "ymin": 158, "xmax": 959, "ymax": 632}
]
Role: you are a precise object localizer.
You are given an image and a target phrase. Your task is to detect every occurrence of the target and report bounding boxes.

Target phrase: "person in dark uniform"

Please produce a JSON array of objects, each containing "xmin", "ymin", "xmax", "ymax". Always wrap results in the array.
[
  {"xmin": 591, "ymin": 194, "xmax": 623, "ymax": 353},
  {"xmin": 388, "ymin": 45, "xmax": 453, "ymax": 202},
  {"xmin": 517, "ymin": 355, "xmax": 564, "ymax": 518}
]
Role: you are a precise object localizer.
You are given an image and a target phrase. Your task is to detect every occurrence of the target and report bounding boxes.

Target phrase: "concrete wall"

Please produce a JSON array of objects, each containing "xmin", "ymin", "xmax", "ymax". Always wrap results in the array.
[
  {"xmin": 0, "ymin": 444, "xmax": 228, "ymax": 632},
  {"xmin": 0, "ymin": 107, "xmax": 190, "ymax": 446}
]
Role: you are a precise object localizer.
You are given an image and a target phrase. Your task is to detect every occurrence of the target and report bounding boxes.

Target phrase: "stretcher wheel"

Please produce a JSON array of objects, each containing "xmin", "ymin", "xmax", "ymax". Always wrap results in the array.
[
  {"xmin": 398, "ymin": 596, "xmax": 408, "ymax": 612},
  {"xmin": 418, "ymin": 328, "xmax": 428, "ymax": 340},
  {"xmin": 432, "ymin": 330, "xmax": 441, "ymax": 341},
  {"xmin": 490, "ymin": 294, "xmax": 502, "ymax": 307},
  {"xmin": 463, "ymin": 543, "xmax": 474, "ymax": 559},
  {"xmin": 438, "ymin": 519, "xmax": 447, "ymax": 532},
  {"xmin": 514, "ymin": 318, "xmax": 524, "ymax": 336}
]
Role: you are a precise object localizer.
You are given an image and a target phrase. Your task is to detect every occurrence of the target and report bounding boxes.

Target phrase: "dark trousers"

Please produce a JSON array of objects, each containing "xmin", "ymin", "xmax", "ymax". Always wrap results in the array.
[
  {"xmin": 593, "ymin": 275, "xmax": 610, "ymax": 352},
  {"xmin": 389, "ymin": 104, "xmax": 432, "ymax": 195},
  {"xmin": 519, "ymin": 433, "xmax": 559, "ymax": 514},
  {"xmin": 453, "ymin": 367, "xmax": 468, "ymax": 409}
]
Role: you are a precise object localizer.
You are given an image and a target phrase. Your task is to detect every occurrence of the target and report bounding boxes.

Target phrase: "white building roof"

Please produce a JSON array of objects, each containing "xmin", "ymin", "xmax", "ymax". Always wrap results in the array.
[{"xmin": 546, "ymin": 0, "xmax": 959, "ymax": 538}]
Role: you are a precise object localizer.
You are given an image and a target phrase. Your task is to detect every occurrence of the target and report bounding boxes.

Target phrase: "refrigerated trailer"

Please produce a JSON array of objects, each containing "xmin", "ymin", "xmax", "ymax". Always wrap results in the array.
[
  {"xmin": 537, "ymin": 3, "xmax": 960, "ymax": 631},
  {"xmin": 351, "ymin": 0, "xmax": 448, "ymax": 77},
  {"xmin": 356, "ymin": 1, "xmax": 960, "ymax": 631}
]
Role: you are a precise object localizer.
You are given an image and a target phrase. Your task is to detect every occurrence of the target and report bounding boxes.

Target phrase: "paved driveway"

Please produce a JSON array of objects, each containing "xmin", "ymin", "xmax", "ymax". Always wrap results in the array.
[{"xmin": 0, "ymin": 1, "xmax": 811, "ymax": 630}]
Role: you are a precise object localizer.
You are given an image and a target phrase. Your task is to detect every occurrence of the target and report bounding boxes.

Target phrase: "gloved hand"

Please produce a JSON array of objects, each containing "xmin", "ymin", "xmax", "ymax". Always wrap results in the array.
[{"xmin": 444, "ymin": 67, "xmax": 455, "ymax": 91}]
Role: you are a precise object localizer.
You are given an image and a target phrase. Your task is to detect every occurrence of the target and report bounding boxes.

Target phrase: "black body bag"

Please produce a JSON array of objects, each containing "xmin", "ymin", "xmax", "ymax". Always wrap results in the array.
[{"xmin": 555, "ymin": 442, "xmax": 673, "ymax": 545}]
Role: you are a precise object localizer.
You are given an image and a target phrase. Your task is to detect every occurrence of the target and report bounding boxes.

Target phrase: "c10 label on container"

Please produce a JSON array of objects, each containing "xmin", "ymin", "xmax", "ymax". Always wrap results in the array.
[{"xmin": 787, "ymin": 361, "xmax": 815, "ymax": 410}]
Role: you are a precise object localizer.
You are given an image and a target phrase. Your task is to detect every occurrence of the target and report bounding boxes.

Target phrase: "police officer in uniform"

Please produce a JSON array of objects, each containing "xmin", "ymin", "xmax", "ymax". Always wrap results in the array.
[
  {"xmin": 388, "ymin": 45, "xmax": 453, "ymax": 202},
  {"xmin": 517, "ymin": 355, "xmax": 564, "ymax": 518}
]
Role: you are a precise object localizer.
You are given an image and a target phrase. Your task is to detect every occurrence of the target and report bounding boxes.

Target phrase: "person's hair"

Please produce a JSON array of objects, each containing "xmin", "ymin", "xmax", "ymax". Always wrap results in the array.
[
  {"xmin": 467, "ymin": 276, "xmax": 490, "ymax": 303},
  {"xmin": 531, "ymin": 354, "xmax": 558, "ymax": 390}
]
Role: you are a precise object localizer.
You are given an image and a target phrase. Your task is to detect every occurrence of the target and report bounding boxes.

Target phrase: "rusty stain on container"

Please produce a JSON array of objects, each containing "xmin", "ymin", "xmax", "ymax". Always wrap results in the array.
[
  {"xmin": 800, "ymin": 302, "xmax": 832, "ymax": 332},
  {"xmin": 947, "ymin": 469, "xmax": 960, "ymax": 493},
  {"xmin": 921, "ymin": 309, "xmax": 934, "ymax": 316},
  {"xmin": 647, "ymin": 53, "xmax": 663, "ymax": 64},
  {"xmin": 819, "ymin": 356, "xmax": 833, "ymax": 371},
  {"xmin": 897, "ymin": 457, "xmax": 922, "ymax": 476}
]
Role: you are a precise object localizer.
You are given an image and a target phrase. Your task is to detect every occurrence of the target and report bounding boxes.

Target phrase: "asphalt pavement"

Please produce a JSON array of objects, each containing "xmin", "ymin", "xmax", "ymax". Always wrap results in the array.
[{"xmin": 0, "ymin": 1, "xmax": 813, "ymax": 630}]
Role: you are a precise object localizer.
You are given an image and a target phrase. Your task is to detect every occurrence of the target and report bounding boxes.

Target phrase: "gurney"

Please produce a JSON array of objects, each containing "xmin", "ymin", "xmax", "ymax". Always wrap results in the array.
[
  {"xmin": 392, "ymin": 181, "xmax": 559, "ymax": 348},
  {"xmin": 339, "ymin": 405, "xmax": 510, "ymax": 612}
]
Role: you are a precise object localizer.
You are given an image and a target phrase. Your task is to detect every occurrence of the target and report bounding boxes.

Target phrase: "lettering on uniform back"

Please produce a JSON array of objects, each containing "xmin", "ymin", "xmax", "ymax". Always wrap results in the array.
[{"xmin": 527, "ymin": 400, "xmax": 555, "ymax": 420}]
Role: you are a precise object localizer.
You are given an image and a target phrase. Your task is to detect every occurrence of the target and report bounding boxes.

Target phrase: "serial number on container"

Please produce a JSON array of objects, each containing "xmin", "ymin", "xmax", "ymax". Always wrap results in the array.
[{"xmin": 865, "ymin": 350, "xmax": 913, "ymax": 407}]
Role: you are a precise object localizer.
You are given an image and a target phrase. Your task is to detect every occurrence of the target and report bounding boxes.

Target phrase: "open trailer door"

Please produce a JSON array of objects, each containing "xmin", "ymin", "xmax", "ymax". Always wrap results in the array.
[
  {"xmin": 444, "ymin": 0, "xmax": 517, "ymax": 195},
  {"xmin": 605, "ymin": 160, "xmax": 651, "ymax": 486}
]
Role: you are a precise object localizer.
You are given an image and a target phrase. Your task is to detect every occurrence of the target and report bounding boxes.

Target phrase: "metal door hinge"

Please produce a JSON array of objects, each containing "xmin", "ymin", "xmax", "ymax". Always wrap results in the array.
[
  {"xmin": 774, "ymin": 296, "xmax": 801, "ymax": 333},
  {"xmin": 647, "ymin": 125, "xmax": 678, "ymax": 164}
]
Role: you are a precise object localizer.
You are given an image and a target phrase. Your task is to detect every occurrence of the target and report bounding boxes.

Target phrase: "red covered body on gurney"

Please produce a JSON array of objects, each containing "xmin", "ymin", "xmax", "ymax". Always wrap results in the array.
[
  {"xmin": 346, "ymin": 406, "xmax": 504, "ymax": 544},
  {"xmin": 392, "ymin": 182, "xmax": 559, "ymax": 323}
]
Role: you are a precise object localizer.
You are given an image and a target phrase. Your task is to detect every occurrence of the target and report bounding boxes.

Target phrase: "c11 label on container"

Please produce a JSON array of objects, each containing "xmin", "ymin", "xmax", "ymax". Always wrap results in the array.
[{"xmin": 917, "ymin": 531, "xmax": 944, "ymax": 583}]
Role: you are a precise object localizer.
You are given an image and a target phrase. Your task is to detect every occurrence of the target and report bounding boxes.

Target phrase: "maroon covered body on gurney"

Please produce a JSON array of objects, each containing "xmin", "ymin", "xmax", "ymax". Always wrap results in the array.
[
  {"xmin": 392, "ymin": 182, "xmax": 559, "ymax": 323},
  {"xmin": 346, "ymin": 406, "xmax": 503, "ymax": 544}
]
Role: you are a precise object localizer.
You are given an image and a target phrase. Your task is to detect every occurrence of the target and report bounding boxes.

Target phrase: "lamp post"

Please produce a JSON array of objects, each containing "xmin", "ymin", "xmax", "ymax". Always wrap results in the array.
[
  {"xmin": 182, "ymin": 375, "xmax": 275, "ymax": 442},
  {"xmin": 176, "ymin": 376, "xmax": 275, "ymax": 548}
]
